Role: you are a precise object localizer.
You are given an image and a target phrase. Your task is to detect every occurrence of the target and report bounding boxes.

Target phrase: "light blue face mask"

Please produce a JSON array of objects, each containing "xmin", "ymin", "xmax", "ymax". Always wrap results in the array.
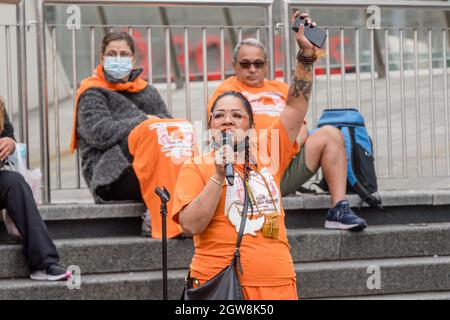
[{"xmin": 103, "ymin": 56, "xmax": 133, "ymax": 80}]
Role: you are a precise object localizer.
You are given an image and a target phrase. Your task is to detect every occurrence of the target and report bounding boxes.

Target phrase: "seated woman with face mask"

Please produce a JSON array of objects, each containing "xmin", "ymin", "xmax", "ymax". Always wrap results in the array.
[{"xmin": 71, "ymin": 32, "xmax": 196, "ymax": 239}]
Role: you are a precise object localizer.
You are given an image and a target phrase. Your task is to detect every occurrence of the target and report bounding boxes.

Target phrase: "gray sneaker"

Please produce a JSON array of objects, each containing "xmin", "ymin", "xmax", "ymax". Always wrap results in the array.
[{"xmin": 30, "ymin": 264, "xmax": 72, "ymax": 281}]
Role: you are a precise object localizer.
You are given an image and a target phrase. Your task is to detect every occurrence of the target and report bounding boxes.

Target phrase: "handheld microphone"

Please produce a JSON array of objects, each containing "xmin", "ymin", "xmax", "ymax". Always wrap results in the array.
[{"xmin": 222, "ymin": 131, "xmax": 234, "ymax": 186}]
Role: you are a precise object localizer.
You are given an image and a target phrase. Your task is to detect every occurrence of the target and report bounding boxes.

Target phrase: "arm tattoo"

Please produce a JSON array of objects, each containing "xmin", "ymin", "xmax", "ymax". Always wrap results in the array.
[
  {"xmin": 289, "ymin": 75, "xmax": 313, "ymax": 102},
  {"xmin": 303, "ymin": 62, "xmax": 314, "ymax": 74}
]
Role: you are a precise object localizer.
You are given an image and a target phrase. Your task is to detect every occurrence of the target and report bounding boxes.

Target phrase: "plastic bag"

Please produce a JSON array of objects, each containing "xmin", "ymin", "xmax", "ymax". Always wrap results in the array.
[{"xmin": 6, "ymin": 143, "xmax": 42, "ymax": 204}]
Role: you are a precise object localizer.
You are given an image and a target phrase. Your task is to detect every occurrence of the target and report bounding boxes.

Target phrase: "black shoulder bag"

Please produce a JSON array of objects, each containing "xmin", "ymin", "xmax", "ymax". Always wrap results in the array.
[{"xmin": 181, "ymin": 176, "xmax": 250, "ymax": 300}]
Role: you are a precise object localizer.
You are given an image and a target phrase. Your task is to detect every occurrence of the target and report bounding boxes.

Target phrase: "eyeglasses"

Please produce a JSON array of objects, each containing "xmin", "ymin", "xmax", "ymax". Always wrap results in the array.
[
  {"xmin": 211, "ymin": 110, "xmax": 249, "ymax": 123},
  {"xmin": 104, "ymin": 51, "xmax": 134, "ymax": 58},
  {"xmin": 238, "ymin": 60, "xmax": 266, "ymax": 69}
]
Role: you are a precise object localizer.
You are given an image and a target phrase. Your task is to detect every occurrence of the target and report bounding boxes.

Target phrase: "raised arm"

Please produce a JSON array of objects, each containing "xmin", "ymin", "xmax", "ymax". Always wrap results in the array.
[{"xmin": 280, "ymin": 11, "xmax": 320, "ymax": 143}]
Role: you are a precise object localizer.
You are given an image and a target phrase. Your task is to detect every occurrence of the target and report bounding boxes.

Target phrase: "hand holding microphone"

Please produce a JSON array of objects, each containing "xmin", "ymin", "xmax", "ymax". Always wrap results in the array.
[
  {"xmin": 213, "ymin": 131, "xmax": 235, "ymax": 186},
  {"xmin": 222, "ymin": 131, "xmax": 235, "ymax": 186}
]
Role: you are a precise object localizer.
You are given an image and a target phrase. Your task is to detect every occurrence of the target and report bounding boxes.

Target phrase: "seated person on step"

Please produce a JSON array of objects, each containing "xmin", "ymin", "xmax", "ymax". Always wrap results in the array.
[
  {"xmin": 71, "ymin": 32, "xmax": 196, "ymax": 239},
  {"xmin": 0, "ymin": 96, "xmax": 71, "ymax": 281}
]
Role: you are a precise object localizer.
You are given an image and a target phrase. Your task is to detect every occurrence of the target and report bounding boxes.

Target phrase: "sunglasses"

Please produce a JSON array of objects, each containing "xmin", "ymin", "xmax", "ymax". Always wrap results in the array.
[
  {"xmin": 211, "ymin": 110, "xmax": 249, "ymax": 123},
  {"xmin": 238, "ymin": 60, "xmax": 266, "ymax": 69}
]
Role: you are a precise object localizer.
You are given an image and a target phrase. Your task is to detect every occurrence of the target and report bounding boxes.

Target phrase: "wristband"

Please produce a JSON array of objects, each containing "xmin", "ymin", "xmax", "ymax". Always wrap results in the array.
[
  {"xmin": 296, "ymin": 50, "xmax": 318, "ymax": 65},
  {"xmin": 210, "ymin": 176, "xmax": 223, "ymax": 187}
]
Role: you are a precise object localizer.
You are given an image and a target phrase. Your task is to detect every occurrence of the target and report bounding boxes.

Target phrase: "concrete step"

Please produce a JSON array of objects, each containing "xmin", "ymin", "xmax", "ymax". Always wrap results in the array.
[
  {"xmin": 2, "ymin": 256, "xmax": 450, "ymax": 299},
  {"xmin": 2, "ymin": 190, "xmax": 450, "ymax": 239},
  {"xmin": 284, "ymin": 190, "xmax": 450, "ymax": 228},
  {"xmin": 285, "ymin": 191, "xmax": 450, "ymax": 228},
  {"xmin": 283, "ymin": 189, "xmax": 450, "ymax": 210},
  {"xmin": 0, "ymin": 270, "xmax": 186, "ymax": 300},
  {"xmin": 289, "ymin": 222, "xmax": 450, "ymax": 262},
  {"xmin": 298, "ymin": 256, "xmax": 450, "ymax": 298},
  {"xmin": 0, "ymin": 203, "xmax": 146, "ymax": 240},
  {"xmin": 1, "ymin": 191, "xmax": 449, "ymax": 299},
  {"xmin": 37, "ymin": 202, "xmax": 145, "ymax": 220},
  {"xmin": 318, "ymin": 291, "xmax": 450, "ymax": 300},
  {"xmin": 48, "ymin": 189, "xmax": 450, "ymax": 209},
  {"xmin": 2, "ymin": 223, "xmax": 450, "ymax": 280},
  {"xmin": 0, "ymin": 236, "xmax": 194, "ymax": 279}
]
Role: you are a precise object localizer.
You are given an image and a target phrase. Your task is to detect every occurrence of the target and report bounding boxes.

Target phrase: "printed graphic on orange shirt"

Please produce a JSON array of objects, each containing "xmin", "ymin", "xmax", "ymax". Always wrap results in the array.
[
  {"xmin": 225, "ymin": 167, "xmax": 281, "ymax": 236},
  {"xmin": 241, "ymin": 91, "xmax": 286, "ymax": 117},
  {"xmin": 149, "ymin": 121, "xmax": 195, "ymax": 159}
]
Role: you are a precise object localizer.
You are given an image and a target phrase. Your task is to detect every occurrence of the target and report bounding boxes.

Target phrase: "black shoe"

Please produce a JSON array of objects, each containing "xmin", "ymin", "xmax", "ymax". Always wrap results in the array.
[{"xmin": 325, "ymin": 200, "xmax": 368, "ymax": 231}]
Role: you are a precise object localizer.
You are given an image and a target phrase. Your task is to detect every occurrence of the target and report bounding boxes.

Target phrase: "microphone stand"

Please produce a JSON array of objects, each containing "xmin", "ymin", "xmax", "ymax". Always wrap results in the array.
[{"xmin": 155, "ymin": 186, "xmax": 170, "ymax": 300}]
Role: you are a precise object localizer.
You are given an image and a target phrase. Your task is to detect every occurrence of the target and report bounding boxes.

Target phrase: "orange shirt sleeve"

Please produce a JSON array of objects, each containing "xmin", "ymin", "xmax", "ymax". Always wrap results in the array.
[
  {"xmin": 260, "ymin": 119, "xmax": 300, "ymax": 178},
  {"xmin": 171, "ymin": 161, "xmax": 207, "ymax": 224},
  {"xmin": 277, "ymin": 119, "xmax": 300, "ymax": 173}
]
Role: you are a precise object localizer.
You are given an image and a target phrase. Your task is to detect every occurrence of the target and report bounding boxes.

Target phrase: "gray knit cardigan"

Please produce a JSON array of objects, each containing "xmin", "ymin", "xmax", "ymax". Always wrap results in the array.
[{"xmin": 76, "ymin": 68, "xmax": 171, "ymax": 203}]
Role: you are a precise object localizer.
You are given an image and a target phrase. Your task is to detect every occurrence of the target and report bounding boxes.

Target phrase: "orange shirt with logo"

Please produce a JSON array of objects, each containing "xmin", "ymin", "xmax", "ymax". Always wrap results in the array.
[
  {"xmin": 128, "ymin": 118, "xmax": 196, "ymax": 239},
  {"xmin": 171, "ymin": 119, "xmax": 299, "ymax": 286},
  {"xmin": 208, "ymin": 76, "xmax": 290, "ymax": 130}
]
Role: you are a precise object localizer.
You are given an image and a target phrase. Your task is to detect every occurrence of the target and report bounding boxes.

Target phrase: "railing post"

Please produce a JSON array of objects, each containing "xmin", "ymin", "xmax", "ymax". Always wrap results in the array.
[
  {"xmin": 35, "ymin": 0, "xmax": 51, "ymax": 204},
  {"xmin": 281, "ymin": 0, "xmax": 291, "ymax": 84},
  {"xmin": 32, "ymin": 0, "xmax": 275, "ymax": 201},
  {"xmin": 17, "ymin": 0, "xmax": 28, "ymax": 153},
  {"xmin": 267, "ymin": 3, "xmax": 275, "ymax": 80},
  {"xmin": 159, "ymin": 7, "xmax": 183, "ymax": 90}
]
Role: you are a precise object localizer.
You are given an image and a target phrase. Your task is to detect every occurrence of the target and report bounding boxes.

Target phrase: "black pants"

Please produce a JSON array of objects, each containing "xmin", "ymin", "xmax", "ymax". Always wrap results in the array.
[
  {"xmin": 96, "ymin": 166, "xmax": 143, "ymax": 202},
  {"xmin": 96, "ymin": 136, "xmax": 143, "ymax": 202},
  {"xmin": 0, "ymin": 170, "xmax": 59, "ymax": 271}
]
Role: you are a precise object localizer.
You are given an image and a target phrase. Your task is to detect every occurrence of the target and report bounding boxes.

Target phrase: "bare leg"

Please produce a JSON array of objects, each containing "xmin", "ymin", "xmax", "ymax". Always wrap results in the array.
[{"xmin": 304, "ymin": 125, "xmax": 347, "ymax": 206}]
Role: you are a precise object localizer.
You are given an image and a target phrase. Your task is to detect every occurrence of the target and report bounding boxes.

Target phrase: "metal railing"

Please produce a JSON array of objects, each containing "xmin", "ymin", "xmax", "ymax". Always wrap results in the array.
[
  {"xmin": 281, "ymin": 0, "xmax": 450, "ymax": 187},
  {"xmin": 4, "ymin": 0, "xmax": 450, "ymax": 203},
  {"xmin": 0, "ymin": 0, "xmax": 27, "ymax": 151},
  {"xmin": 35, "ymin": 0, "xmax": 275, "ymax": 203}
]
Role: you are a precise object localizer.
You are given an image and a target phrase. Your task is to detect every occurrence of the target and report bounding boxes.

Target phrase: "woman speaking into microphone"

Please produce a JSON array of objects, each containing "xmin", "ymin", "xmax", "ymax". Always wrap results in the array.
[{"xmin": 171, "ymin": 11, "xmax": 319, "ymax": 300}]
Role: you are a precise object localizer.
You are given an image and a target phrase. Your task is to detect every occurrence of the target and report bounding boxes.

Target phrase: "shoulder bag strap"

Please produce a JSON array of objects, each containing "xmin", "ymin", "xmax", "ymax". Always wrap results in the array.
[{"xmin": 232, "ymin": 173, "xmax": 250, "ymax": 274}]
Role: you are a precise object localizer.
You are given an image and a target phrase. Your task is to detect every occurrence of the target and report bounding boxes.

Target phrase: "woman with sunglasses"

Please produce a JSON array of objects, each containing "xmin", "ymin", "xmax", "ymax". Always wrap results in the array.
[
  {"xmin": 71, "ymin": 32, "xmax": 195, "ymax": 239},
  {"xmin": 207, "ymin": 37, "xmax": 289, "ymax": 131},
  {"xmin": 172, "ymin": 11, "xmax": 318, "ymax": 300}
]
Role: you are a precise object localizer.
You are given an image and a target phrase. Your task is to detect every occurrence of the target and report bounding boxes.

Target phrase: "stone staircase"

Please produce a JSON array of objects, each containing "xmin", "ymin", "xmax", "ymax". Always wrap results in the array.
[{"xmin": 1, "ymin": 191, "xmax": 450, "ymax": 300}]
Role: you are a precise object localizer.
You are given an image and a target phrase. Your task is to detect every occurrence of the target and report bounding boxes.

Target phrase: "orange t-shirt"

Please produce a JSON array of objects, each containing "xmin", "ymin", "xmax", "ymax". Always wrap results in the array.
[
  {"xmin": 208, "ymin": 76, "xmax": 289, "ymax": 131},
  {"xmin": 171, "ymin": 119, "xmax": 299, "ymax": 286},
  {"xmin": 128, "ymin": 118, "xmax": 196, "ymax": 239}
]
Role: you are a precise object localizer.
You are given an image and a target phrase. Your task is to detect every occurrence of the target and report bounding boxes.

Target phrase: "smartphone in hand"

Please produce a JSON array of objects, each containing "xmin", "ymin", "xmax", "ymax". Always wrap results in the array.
[{"xmin": 291, "ymin": 15, "xmax": 327, "ymax": 49}]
